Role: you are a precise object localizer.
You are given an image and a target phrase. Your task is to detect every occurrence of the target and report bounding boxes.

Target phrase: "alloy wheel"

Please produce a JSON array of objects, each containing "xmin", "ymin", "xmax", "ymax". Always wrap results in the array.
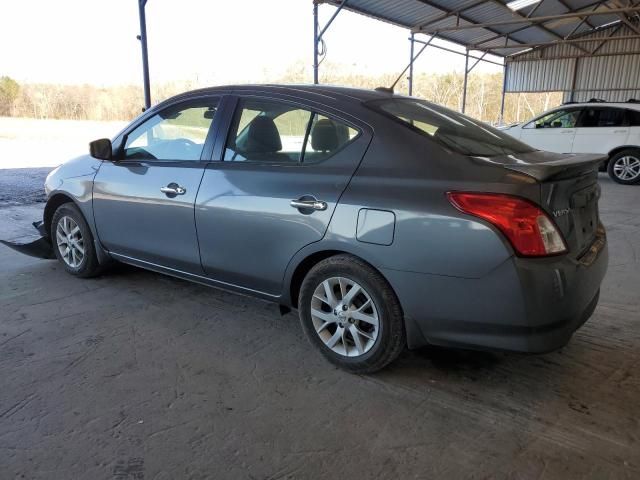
[
  {"xmin": 56, "ymin": 215, "xmax": 85, "ymax": 268},
  {"xmin": 310, "ymin": 276, "xmax": 379, "ymax": 357},
  {"xmin": 612, "ymin": 155, "xmax": 640, "ymax": 182}
]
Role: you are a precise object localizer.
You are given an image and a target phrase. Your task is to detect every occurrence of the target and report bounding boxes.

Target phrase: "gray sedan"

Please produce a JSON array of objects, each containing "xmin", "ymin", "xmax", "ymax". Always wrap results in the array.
[{"xmin": 25, "ymin": 85, "xmax": 608, "ymax": 372}]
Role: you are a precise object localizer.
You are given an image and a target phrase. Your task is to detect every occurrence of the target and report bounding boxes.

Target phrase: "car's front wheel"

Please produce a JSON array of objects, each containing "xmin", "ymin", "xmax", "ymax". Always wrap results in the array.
[
  {"xmin": 607, "ymin": 149, "xmax": 640, "ymax": 185},
  {"xmin": 51, "ymin": 202, "xmax": 102, "ymax": 278},
  {"xmin": 298, "ymin": 255, "xmax": 405, "ymax": 373}
]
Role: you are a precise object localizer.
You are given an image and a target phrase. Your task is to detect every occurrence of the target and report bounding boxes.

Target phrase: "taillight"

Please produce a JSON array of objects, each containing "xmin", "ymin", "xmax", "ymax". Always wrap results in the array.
[{"xmin": 447, "ymin": 192, "xmax": 567, "ymax": 257}]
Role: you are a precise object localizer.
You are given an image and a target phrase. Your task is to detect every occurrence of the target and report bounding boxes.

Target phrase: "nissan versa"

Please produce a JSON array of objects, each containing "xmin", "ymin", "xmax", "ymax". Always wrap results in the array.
[{"xmin": 12, "ymin": 85, "xmax": 608, "ymax": 373}]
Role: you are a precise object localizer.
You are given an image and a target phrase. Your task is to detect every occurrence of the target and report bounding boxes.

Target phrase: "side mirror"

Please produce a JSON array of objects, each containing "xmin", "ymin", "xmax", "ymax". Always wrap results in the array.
[{"xmin": 89, "ymin": 138, "xmax": 113, "ymax": 160}]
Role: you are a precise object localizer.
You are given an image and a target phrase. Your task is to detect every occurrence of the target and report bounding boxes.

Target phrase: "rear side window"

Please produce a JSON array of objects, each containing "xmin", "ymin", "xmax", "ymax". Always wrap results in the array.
[
  {"xmin": 367, "ymin": 98, "xmax": 535, "ymax": 157},
  {"xmin": 224, "ymin": 98, "xmax": 357, "ymax": 163},
  {"xmin": 525, "ymin": 109, "xmax": 581, "ymax": 129},
  {"xmin": 578, "ymin": 107, "xmax": 626, "ymax": 127},
  {"xmin": 627, "ymin": 109, "xmax": 640, "ymax": 126}
]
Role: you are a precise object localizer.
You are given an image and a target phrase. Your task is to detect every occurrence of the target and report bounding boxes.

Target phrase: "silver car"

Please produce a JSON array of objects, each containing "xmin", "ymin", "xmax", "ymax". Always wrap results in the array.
[{"xmin": 21, "ymin": 85, "xmax": 609, "ymax": 372}]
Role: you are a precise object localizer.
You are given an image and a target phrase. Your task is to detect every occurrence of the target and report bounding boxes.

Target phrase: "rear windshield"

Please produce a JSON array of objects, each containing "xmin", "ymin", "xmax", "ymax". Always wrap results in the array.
[{"xmin": 367, "ymin": 98, "xmax": 536, "ymax": 157}]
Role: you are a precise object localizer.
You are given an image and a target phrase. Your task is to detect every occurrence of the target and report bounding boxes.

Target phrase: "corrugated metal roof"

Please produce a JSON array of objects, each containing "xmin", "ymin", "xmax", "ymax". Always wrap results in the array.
[{"xmin": 320, "ymin": 0, "xmax": 640, "ymax": 58}]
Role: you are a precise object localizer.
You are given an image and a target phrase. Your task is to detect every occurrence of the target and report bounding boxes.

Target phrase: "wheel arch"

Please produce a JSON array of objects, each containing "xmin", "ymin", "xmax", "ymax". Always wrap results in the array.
[
  {"xmin": 44, "ymin": 191, "xmax": 112, "ymax": 265},
  {"xmin": 286, "ymin": 247, "xmax": 398, "ymax": 312},
  {"xmin": 608, "ymin": 145, "xmax": 640, "ymax": 158},
  {"xmin": 44, "ymin": 193, "xmax": 76, "ymax": 238}
]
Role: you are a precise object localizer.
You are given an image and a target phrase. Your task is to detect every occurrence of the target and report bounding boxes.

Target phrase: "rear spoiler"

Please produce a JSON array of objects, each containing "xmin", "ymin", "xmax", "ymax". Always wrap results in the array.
[{"xmin": 478, "ymin": 151, "xmax": 606, "ymax": 182}]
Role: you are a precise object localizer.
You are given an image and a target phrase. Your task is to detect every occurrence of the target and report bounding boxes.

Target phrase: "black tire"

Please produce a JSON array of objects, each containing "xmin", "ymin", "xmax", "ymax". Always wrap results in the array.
[
  {"xmin": 607, "ymin": 149, "xmax": 640, "ymax": 185},
  {"xmin": 51, "ymin": 202, "xmax": 102, "ymax": 278},
  {"xmin": 298, "ymin": 254, "xmax": 406, "ymax": 373}
]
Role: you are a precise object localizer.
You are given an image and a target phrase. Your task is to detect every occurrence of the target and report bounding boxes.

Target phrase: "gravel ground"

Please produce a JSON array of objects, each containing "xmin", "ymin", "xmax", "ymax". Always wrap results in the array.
[
  {"xmin": 0, "ymin": 175, "xmax": 639, "ymax": 479},
  {"xmin": 0, "ymin": 167, "xmax": 52, "ymax": 207}
]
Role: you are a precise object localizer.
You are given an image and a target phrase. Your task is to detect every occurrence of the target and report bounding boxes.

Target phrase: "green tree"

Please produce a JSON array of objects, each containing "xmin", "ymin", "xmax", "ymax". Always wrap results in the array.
[{"xmin": 0, "ymin": 76, "xmax": 20, "ymax": 116}]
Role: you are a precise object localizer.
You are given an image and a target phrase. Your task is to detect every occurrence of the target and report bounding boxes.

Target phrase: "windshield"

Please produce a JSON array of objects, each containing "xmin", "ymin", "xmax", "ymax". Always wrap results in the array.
[{"xmin": 367, "ymin": 98, "xmax": 536, "ymax": 157}]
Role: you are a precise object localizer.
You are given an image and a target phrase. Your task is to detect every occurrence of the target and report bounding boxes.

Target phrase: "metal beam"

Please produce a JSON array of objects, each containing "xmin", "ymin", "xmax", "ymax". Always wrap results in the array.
[
  {"xmin": 411, "ymin": 0, "xmax": 486, "ymax": 31},
  {"xmin": 416, "ymin": 7, "xmax": 640, "ymax": 33},
  {"xmin": 475, "ymin": 34, "xmax": 640, "ymax": 51},
  {"xmin": 391, "ymin": 36, "xmax": 433, "ymax": 91},
  {"xmin": 507, "ymin": 50, "xmax": 640, "ymax": 61},
  {"xmin": 590, "ymin": 24, "xmax": 623, "ymax": 55},
  {"xmin": 313, "ymin": 0, "xmax": 348, "ymax": 85},
  {"xmin": 313, "ymin": 2, "xmax": 319, "ymax": 84},
  {"xmin": 556, "ymin": 0, "xmax": 596, "ymax": 30},
  {"xmin": 462, "ymin": 51, "xmax": 469, "ymax": 114},
  {"xmin": 484, "ymin": 0, "xmax": 591, "ymax": 55},
  {"xmin": 408, "ymin": 33, "xmax": 415, "ymax": 96},
  {"xmin": 499, "ymin": 63, "xmax": 507, "ymax": 125},
  {"xmin": 411, "ymin": 37, "xmax": 504, "ymax": 67},
  {"xmin": 466, "ymin": 52, "xmax": 487, "ymax": 73},
  {"xmin": 413, "ymin": 0, "xmax": 526, "ymax": 48},
  {"xmin": 318, "ymin": 0, "xmax": 348, "ymax": 40},
  {"xmin": 471, "ymin": 1, "xmax": 606, "ymax": 49},
  {"xmin": 137, "ymin": 0, "xmax": 151, "ymax": 110}
]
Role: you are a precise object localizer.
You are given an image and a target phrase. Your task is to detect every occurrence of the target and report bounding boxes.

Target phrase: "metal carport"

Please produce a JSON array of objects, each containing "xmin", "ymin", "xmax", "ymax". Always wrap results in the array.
[
  {"xmin": 134, "ymin": 1, "xmax": 640, "ymax": 120},
  {"xmin": 312, "ymin": 0, "xmax": 640, "ymax": 121}
]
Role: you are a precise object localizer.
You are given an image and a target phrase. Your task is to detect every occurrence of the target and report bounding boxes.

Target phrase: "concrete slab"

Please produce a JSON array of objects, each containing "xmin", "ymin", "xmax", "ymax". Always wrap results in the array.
[{"xmin": 1, "ymin": 174, "xmax": 639, "ymax": 479}]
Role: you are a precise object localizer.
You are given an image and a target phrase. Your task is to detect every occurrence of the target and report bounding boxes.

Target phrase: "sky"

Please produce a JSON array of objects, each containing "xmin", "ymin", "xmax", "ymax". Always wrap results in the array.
[{"xmin": 1, "ymin": 0, "xmax": 502, "ymax": 87}]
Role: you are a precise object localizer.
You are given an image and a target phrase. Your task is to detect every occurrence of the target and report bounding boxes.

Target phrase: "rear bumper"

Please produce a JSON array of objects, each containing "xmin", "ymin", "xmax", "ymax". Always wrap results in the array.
[{"xmin": 383, "ymin": 227, "xmax": 608, "ymax": 353}]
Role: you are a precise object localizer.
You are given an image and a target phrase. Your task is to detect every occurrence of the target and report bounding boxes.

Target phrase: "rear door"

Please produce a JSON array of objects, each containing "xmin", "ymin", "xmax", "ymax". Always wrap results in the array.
[
  {"xmin": 93, "ymin": 97, "xmax": 220, "ymax": 273},
  {"xmin": 572, "ymin": 107, "xmax": 629, "ymax": 154},
  {"xmin": 519, "ymin": 108, "xmax": 581, "ymax": 153},
  {"xmin": 195, "ymin": 95, "xmax": 371, "ymax": 295}
]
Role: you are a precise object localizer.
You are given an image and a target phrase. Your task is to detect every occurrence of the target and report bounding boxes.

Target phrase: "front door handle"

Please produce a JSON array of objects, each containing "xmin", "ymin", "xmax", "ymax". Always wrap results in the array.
[
  {"xmin": 160, "ymin": 183, "xmax": 186, "ymax": 196},
  {"xmin": 290, "ymin": 198, "xmax": 328, "ymax": 211}
]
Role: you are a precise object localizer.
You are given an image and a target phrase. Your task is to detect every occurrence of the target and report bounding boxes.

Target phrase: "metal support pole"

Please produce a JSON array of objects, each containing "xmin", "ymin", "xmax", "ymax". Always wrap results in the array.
[
  {"xmin": 462, "ymin": 51, "xmax": 469, "ymax": 114},
  {"xmin": 500, "ymin": 62, "xmax": 507, "ymax": 125},
  {"xmin": 408, "ymin": 33, "xmax": 415, "ymax": 96},
  {"xmin": 138, "ymin": 0, "xmax": 151, "ymax": 110},
  {"xmin": 391, "ymin": 35, "xmax": 432, "ymax": 92},
  {"xmin": 313, "ymin": 2, "xmax": 319, "ymax": 84},
  {"xmin": 569, "ymin": 57, "xmax": 580, "ymax": 102}
]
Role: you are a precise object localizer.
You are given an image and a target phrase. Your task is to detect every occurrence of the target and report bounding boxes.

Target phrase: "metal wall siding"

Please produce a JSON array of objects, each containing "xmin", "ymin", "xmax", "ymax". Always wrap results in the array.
[
  {"xmin": 506, "ymin": 59, "xmax": 574, "ymax": 91},
  {"xmin": 506, "ymin": 25, "xmax": 640, "ymax": 99}
]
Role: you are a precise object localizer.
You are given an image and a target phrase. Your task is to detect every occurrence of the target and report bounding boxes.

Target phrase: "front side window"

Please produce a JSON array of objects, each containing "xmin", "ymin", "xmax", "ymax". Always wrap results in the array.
[
  {"xmin": 367, "ymin": 98, "xmax": 535, "ymax": 157},
  {"xmin": 525, "ymin": 109, "xmax": 581, "ymax": 129},
  {"xmin": 224, "ymin": 99, "xmax": 357, "ymax": 163},
  {"xmin": 578, "ymin": 107, "xmax": 626, "ymax": 128},
  {"xmin": 123, "ymin": 100, "xmax": 218, "ymax": 161}
]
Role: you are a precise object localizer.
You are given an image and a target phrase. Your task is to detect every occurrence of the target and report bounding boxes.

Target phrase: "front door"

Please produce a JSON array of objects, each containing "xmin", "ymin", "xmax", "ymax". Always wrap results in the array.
[
  {"xmin": 93, "ymin": 97, "xmax": 220, "ymax": 273},
  {"xmin": 195, "ymin": 96, "xmax": 371, "ymax": 295},
  {"xmin": 519, "ymin": 108, "xmax": 581, "ymax": 153}
]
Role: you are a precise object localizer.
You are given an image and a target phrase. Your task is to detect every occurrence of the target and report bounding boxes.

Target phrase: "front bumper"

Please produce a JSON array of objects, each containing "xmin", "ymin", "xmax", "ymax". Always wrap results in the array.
[
  {"xmin": 383, "ymin": 227, "xmax": 608, "ymax": 353},
  {"xmin": 0, "ymin": 221, "xmax": 54, "ymax": 259}
]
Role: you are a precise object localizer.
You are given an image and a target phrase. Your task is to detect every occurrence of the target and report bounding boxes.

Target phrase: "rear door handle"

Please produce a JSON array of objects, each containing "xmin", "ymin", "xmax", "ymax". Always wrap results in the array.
[
  {"xmin": 614, "ymin": 129, "xmax": 627, "ymax": 134},
  {"xmin": 160, "ymin": 183, "xmax": 186, "ymax": 196},
  {"xmin": 290, "ymin": 198, "xmax": 327, "ymax": 211}
]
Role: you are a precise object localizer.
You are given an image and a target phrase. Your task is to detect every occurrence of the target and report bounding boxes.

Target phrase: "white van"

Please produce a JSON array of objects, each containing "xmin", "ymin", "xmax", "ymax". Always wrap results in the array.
[{"xmin": 503, "ymin": 101, "xmax": 640, "ymax": 184}]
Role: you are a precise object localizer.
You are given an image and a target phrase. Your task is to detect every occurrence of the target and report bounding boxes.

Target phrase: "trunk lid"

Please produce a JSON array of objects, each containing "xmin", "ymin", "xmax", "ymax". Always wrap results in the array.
[{"xmin": 477, "ymin": 151, "xmax": 604, "ymax": 257}]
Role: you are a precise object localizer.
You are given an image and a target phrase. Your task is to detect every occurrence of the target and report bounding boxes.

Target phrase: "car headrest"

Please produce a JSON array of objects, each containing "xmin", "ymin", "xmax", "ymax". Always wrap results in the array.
[
  {"xmin": 245, "ymin": 116, "xmax": 282, "ymax": 153},
  {"xmin": 311, "ymin": 119, "xmax": 339, "ymax": 152}
]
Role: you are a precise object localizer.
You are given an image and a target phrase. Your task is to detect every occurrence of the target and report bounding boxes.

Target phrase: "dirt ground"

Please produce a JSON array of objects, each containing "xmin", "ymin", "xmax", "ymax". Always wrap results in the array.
[{"xmin": 1, "ymin": 175, "xmax": 639, "ymax": 479}]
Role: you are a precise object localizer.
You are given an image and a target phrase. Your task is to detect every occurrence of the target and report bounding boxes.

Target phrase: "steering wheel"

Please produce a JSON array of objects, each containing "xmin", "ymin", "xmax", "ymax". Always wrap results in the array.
[{"xmin": 176, "ymin": 138, "xmax": 197, "ymax": 148}]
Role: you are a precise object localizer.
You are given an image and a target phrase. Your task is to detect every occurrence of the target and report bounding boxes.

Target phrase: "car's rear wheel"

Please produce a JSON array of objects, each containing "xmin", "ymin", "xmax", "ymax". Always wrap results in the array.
[
  {"xmin": 51, "ymin": 203, "xmax": 102, "ymax": 278},
  {"xmin": 298, "ymin": 255, "xmax": 405, "ymax": 373},
  {"xmin": 607, "ymin": 149, "xmax": 640, "ymax": 185}
]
